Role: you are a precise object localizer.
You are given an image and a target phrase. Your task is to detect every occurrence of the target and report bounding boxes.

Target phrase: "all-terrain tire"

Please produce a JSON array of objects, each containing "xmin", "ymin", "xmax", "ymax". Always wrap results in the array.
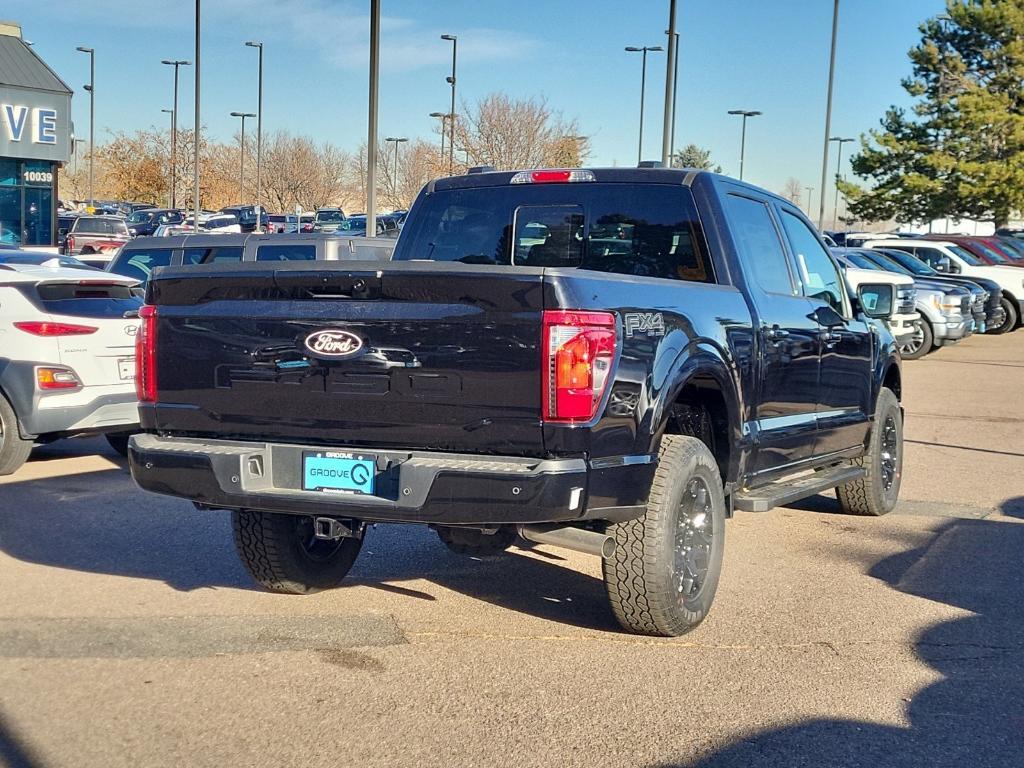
[
  {"xmin": 0, "ymin": 394, "xmax": 32, "ymax": 476},
  {"xmin": 989, "ymin": 297, "xmax": 1018, "ymax": 335},
  {"xmin": 435, "ymin": 525, "xmax": 517, "ymax": 556},
  {"xmin": 898, "ymin": 319, "xmax": 933, "ymax": 360},
  {"xmin": 837, "ymin": 387, "xmax": 903, "ymax": 516},
  {"xmin": 603, "ymin": 435, "xmax": 726, "ymax": 637},
  {"xmin": 231, "ymin": 510, "xmax": 364, "ymax": 594}
]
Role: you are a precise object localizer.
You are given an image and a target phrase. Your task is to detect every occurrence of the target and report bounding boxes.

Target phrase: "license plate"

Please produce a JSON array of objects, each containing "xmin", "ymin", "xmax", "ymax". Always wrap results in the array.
[
  {"xmin": 118, "ymin": 357, "xmax": 135, "ymax": 381},
  {"xmin": 303, "ymin": 452, "xmax": 376, "ymax": 495}
]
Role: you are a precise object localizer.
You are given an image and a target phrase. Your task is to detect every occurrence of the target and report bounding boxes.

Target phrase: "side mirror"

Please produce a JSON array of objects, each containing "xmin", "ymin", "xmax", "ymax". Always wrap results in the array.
[
  {"xmin": 934, "ymin": 257, "xmax": 951, "ymax": 273},
  {"xmin": 857, "ymin": 283, "xmax": 895, "ymax": 320},
  {"xmin": 58, "ymin": 228, "xmax": 68, "ymax": 238}
]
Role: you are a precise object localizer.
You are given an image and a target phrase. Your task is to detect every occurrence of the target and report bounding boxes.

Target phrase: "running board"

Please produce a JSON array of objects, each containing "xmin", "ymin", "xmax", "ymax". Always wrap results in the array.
[{"xmin": 733, "ymin": 466, "xmax": 867, "ymax": 513}]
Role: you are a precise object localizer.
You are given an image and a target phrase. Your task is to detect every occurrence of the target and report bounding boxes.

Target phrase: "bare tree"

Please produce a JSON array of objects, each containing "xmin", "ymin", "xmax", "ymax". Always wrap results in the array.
[
  {"xmin": 452, "ymin": 93, "xmax": 588, "ymax": 170},
  {"xmin": 782, "ymin": 177, "xmax": 803, "ymax": 205}
]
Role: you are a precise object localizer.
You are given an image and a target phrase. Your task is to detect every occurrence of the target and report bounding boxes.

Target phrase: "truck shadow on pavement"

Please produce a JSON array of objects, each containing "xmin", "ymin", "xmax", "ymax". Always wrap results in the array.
[
  {"xmin": 673, "ymin": 514, "xmax": 1024, "ymax": 768},
  {"xmin": 0, "ymin": 453, "xmax": 617, "ymax": 629}
]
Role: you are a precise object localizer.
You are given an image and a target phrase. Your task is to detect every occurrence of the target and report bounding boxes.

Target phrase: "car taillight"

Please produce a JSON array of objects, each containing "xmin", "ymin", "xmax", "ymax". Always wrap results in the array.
[
  {"xmin": 136, "ymin": 305, "xmax": 157, "ymax": 403},
  {"xmin": 36, "ymin": 366, "xmax": 82, "ymax": 390},
  {"xmin": 542, "ymin": 310, "xmax": 617, "ymax": 423},
  {"xmin": 66, "ymin": 235, "xmax": 75, "ymax": 252},
  {"xmin": 13, "ymin": 321, "xmax": 98, "ymax": 336}
]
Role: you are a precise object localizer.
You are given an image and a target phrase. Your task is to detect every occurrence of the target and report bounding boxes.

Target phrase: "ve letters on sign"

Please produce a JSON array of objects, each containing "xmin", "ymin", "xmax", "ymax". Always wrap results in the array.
[{"xmin": 2, "ymin": 105, "xmax": 58, "ymax": 145}]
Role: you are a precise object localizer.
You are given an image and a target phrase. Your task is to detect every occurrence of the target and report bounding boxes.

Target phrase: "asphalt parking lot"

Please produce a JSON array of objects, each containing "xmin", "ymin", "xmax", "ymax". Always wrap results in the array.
[{"xmin": 1, "ymin": 334, "xmax": 1022, "ymax": 768}]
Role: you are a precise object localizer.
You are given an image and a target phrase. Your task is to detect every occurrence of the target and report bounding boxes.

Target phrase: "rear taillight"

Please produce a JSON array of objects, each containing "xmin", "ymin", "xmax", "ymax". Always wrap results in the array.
[
  {"xmin": 66, "ymin": 235, "xmax": 75, "ymax": 252},
  {"xmin": 36, "ymin": 366, "xmax": 82, "ymax": 390},
  {"xmin": 136, "ymin": 305, "xmax": 157, "ymax": 403},
  {"xmin": 14, "ymin": 321, "xmax": 98, "ymax": 336},
  {"xmin": 542, "ymin": 310, "xmax": 617, "ymax": 423}
]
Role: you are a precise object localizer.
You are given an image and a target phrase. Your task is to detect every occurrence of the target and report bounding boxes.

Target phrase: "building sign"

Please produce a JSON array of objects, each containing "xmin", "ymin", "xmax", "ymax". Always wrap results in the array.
[{"xmin": 0, "ymin": 86, "xmax": 70, "ymax": 163}]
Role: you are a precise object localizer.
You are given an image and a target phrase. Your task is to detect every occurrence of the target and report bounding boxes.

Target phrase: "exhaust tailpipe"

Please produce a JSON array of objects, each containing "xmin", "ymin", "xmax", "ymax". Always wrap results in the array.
[{"xmin": 518, "ymin": 524, "xmax": 617, "ymax": 559}]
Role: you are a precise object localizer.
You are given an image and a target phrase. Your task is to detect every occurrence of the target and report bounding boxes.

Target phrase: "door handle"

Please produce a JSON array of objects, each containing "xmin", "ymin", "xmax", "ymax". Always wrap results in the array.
[
  {"xmin": 765, "ymin": 325, "xmax": 789, "ymax": 342},
  {"xmin": 821, "ymin": 329, "xmax": 843, "ymax": 346}
]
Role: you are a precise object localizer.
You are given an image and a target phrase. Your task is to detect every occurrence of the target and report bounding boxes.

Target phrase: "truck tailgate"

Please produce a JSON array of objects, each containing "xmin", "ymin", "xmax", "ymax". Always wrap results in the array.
[{"xmin": 147, "ymin": 263, "xmax": 548, "ymax": 455}]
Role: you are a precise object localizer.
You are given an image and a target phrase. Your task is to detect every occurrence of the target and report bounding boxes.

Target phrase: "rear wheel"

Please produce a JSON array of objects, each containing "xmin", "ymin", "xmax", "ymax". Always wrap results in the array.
[
  {"xmin": 105, "ymin": 433, "xmax": 131, "ymax": 457},
  {"xmin": 0, "ymin": 394, "xmax": 32, "ymax": 476},
  {"xmin": 989, "ymin": 297, "xmax": 1018, "ymax": 335},
  {"xmin": 898, "ymin": 319, "xmax": 932, "ymax": 360},
  {"xmin": 435, "ymin": 525, "xmax": 517, "ymax": 556},
  {"xmin": 603, "ymin": 435, "xmax": 726, "ymax": 637},
  {"xmin": 837, "ymin": 387, "xmax": 902, "ymax": 516},
  {"xmin": 231, "ymin": 511, "xmax": 364, "ymax": 594}
]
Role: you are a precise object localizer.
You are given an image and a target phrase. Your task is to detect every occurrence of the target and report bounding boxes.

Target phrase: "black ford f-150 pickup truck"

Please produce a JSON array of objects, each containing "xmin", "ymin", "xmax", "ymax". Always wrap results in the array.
[{"xmin": 128, "ymin": 167, "xmax": 904, "ymax": 637}]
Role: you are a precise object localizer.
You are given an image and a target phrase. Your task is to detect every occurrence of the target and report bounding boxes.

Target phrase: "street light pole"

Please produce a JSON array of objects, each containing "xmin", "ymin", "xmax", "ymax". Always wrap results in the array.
[
  {"xmin": 230, "ymin": 112, "xmax": 255, "ymax": 204},
  {"xmin": 625, "ymin": 45, "xmax": 663, "ymax": 165},
  {"xmin": 75, "ymin": 46, "xmax": 94, "ymax": 207},
  {"xmin": 830, "ymin": 136, "xmax": 854, "ymax": 230},
  {"xmin": 366, "ymin": 0, "xmax": 380, "ymax": 237},
  {"xmin": 441, "ymin": 35, "xmax": 457, "ymax": 176},
  {"xmin": 384, "ymin": 137, "xmax": 408, "ymax": 206},
  {"xmin": 161, "ymin": 59, "xmax": 191, "ymax": 210},
  {"xmin": 245, "ymin": 41, "xmax": 263, "ymax": 230},
  {"xmin": 669, "ymin": 30, "xmax": 680, "ymax": 165},
  {"xmin": 193, "ymin": 0, "xmax": 201, "ymax": 229},
  {"xmin": 727, "ymin": 109, "xmax": 762, "ymax": 181},
  {"xmin": 805, "ymin": 186, "xmax": 815, "ymax": 216},
  {"xmin": 161, "ymin": 109, "xmax": 174, "ymax": 207},
  {"xmin": 661, "ymin": 0, "xmax": 677, "ymax": 166},
  {"xmin": 818, "ymin": 0, "xmax": 840, "ymax": 230},
  {"xmin": 429, "ymin": 112, "xmax": 448, "ymax": 167}
]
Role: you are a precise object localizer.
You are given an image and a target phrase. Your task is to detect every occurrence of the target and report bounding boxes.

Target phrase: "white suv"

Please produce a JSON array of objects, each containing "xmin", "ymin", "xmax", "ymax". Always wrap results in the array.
[{"xmin": 0, "ymin": 264, "xmax": 142, "ymax": 474}]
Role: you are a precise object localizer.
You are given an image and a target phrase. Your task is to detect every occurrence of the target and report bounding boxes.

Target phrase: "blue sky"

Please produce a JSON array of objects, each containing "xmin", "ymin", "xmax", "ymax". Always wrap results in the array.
[{"xmin": 11, "ymin": 0, "xmax": 943, "ymax": 206}]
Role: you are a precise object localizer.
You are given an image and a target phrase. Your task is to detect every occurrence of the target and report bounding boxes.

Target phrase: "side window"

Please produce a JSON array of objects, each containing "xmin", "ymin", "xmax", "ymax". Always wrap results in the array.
[
  {"xmin": 723, "ymin": 194, "xmax": 794, "ymax": 295},
  {"xmin": 184, "ymin": 246, "xmax": 244, "ymax": 264},
  {"xmin": 255, "ymin": 244, "xmax": 317, "ymax": 261},
  {"xmin": 779, "ymin": 210, "xmax": 846, "ymax": 314}
]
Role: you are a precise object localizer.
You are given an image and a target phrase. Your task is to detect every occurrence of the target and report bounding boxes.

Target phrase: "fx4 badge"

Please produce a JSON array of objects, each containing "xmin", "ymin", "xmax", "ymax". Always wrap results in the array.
[{"xmin": 623, "ymin": 312, "xmax": 666, "ymax": 338}]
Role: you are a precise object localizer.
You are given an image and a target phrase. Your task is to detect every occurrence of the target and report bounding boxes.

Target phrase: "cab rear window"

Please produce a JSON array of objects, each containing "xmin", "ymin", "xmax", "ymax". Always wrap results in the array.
[{"xmin": 394, "ymin": 183, "xmax": 713, "ymax": 283}]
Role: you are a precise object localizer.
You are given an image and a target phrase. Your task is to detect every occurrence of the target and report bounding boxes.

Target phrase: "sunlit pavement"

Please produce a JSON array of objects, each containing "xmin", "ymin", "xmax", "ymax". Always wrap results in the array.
[{"xmin": 0, "ymin": 334, "xmax": 1021, "ymax": 768}]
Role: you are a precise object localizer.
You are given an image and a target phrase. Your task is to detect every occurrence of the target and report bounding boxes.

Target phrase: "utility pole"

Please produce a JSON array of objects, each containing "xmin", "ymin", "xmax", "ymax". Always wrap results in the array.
[
  {"xmin": 661, "ymin": 0, "xmax": 677, "ymax": 166},
  {"xmin": 818, "ymin": 0, "xmax": 840, "ymax": 230},
  {"xmin": 193, "ymin": 0, "xmax": 201, "ymax": 228},
  {"xmin": 384, "ymin": 137, "xmax": 408, "ymax": 206},
  {"xmin": 429, "ymin": 112, "xmax": 448, "ymax": 167},
  {"xmin": 245, "ymin": 41, "xmax": 264, "ymax": 230},
  {"xmin": 805, "ymin": 186, "xmax": 815, "ymax": 217},
  {"xmin": 625, "ymin": 45, "xmax": 663, "ymax": 165},
  {"xmin": 161, "ymin": 59, "xmax": 190, "ymax": 209},
  {"xmin": 366, "ymin": 0, "xmax": 380, "ymax": 237},
  {"xmin": 75, "ymin": 46, "xmax": 94, "ymax": 207},
  {"xmin": 441, "ymin": 35, "xmax": 457, "ymax": 175}
]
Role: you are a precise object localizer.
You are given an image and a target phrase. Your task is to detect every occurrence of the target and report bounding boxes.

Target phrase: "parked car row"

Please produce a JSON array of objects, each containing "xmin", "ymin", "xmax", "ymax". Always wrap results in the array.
[{"xmin": 825, "ymin": 230, "xmax": 1024, "ymax": 359}]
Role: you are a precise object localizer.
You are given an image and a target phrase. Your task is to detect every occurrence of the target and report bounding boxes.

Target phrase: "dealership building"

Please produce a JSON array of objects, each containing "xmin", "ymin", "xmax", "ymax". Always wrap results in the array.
[{"xmin": 0, "ymin": 21, "xmax": 72, "ymax": 247}]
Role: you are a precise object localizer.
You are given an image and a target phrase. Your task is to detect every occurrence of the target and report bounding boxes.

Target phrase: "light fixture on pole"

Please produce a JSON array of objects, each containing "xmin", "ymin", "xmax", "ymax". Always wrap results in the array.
[
  {"xmin": 727, "ymin": 109, "xmax": 761, "ymax": 181},
  {"xmin": 384, "ymin": 137, "xmax": 408, "ymax": 204},
  {"xmin": 75, "ymin": 46, "xmax": 95, "ymax": 208},
  {"xmin": 818, "ymin": 0, "xmax": 841, "ymax": 229},
  {"xmin": 230, "ymin": 111, "xmax": 255, "ymax": 204},
  {"xmin": 161, "ymin": 109, "xmax": 174, "ymax": 208},
  {"xmin": 245, "ymin": 41, "xmax": 263, "ymax": 230},
  {"xmin": 161, "ymin": 59, "xmax": 191, "ymax": 210},
  {"xmin": 429, "ymin": 112, "xmax": 449, "ymax": 166},
  {"xmin": 829, "ymin": 136, "xmax": 854, "ymax": 230},
  {"xmin": 625, "ymin": 45, "xmax": 663, "ymax": 165},
  {"xmin": 440, "ymin": 34, "xmax": 457, "ymax": 176}
]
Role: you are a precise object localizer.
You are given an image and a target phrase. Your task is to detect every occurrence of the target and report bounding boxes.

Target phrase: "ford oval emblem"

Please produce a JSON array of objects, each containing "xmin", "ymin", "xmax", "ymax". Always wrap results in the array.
[{"xmin": 304, "ymin": 329, "xmax": 364, "ymax": 359}]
